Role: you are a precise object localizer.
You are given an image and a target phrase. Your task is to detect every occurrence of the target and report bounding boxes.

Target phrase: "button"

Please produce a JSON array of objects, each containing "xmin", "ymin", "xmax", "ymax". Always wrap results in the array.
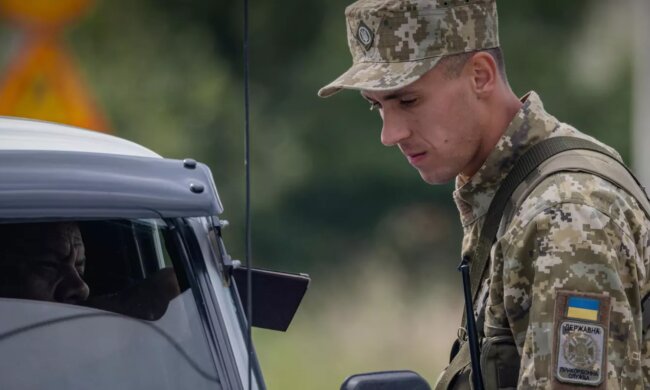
[
  {"xmin": 183, "ymin": 158, "xmax": 197, "ymax": 169},
  {"xmin": 190, "ymin": 182, "xmax": 204, "ymax": 193}
]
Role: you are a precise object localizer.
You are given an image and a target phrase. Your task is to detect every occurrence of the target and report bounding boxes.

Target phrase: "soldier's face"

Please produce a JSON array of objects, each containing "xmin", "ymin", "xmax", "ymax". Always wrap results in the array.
[
  {"xmin": 0, "ymin": 223, "xmax": 89, "ymax": 304},
  {"xmin": 362, "ymin": 64, "xmax": 484, "ymax": 184}
]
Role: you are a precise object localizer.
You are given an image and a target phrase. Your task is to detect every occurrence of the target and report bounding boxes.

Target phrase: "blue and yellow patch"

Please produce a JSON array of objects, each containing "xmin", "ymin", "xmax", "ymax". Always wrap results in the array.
[{"xmin": 566, "ymin": 296, "xmax": 600, "ymax": 322}]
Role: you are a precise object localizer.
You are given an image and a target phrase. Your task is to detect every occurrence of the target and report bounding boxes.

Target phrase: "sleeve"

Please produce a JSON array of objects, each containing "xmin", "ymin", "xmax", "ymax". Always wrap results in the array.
[{"xmin": 500, "ymin": 202, "xmax": 644, "ymax": 390}]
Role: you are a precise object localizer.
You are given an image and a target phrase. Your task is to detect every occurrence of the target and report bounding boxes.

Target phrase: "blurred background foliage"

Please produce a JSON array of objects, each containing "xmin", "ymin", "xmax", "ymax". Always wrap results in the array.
[{"xmin": 0, "ymin": 0, "xmax": 636, "ymax": 388}]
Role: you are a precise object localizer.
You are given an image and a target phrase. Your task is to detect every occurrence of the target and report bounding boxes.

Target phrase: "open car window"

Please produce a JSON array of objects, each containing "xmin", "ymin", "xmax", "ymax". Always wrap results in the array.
[{"xmin": 0, "ymin": 219, "xmax": 222, "ymax": 390}]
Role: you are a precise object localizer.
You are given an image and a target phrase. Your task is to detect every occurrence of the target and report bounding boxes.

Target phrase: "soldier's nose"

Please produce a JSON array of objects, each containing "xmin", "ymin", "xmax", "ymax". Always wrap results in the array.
[{"xmin": 380, "ymin": 114, "xmax": 409, "ymax": 146}]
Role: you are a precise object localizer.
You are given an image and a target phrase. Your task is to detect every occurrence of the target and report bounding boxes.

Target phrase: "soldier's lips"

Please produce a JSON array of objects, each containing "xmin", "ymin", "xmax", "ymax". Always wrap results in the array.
[{"xmin": 406, "ymin": 151, "xmax": 427, "ymax": 165}]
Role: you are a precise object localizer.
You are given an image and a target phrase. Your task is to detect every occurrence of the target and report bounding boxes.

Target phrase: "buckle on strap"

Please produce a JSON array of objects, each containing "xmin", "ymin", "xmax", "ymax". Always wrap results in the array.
[{"xmin": 457, "ymin": 327, "xmax": 468, "ymax": 342}]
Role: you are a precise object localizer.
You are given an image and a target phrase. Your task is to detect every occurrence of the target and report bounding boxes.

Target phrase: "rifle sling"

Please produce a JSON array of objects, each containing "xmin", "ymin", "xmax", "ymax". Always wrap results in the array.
[
  {"xmin": 465, "ymin": 136, "xmax": 623, "ymax": 325},
  {"xmin": 437, "ymin": 136, "xmax": 648, "ymax": 390}
]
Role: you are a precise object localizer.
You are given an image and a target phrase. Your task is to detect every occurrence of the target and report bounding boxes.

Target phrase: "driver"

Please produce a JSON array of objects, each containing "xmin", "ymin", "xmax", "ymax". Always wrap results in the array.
[
  {"xmin": 0, "ymin": 222, "xmax": 89, "ymax": 304},
  {"xmin": 0, "ymin": 221, "xmax": 180, "ymax": 321}
]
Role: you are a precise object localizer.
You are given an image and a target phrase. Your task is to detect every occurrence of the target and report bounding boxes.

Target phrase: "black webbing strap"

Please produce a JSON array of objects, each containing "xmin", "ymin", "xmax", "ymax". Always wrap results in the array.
[
  {"xmin": 437, "ymin": 136, "xmax": 646, "ymax": 390},
  {"xmin": 437, "ymin": 136, "xmax": 626, "ymax": 390},
  {"xmin": 466, "ymin": 136, "xmax": 619, "ymax": 318}
]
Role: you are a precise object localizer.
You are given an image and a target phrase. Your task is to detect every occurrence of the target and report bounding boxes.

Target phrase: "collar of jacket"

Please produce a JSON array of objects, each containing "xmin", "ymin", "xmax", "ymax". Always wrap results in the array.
[{"xmin": 452, "ymin": 91, "xmax": 561, "ymax": 227}]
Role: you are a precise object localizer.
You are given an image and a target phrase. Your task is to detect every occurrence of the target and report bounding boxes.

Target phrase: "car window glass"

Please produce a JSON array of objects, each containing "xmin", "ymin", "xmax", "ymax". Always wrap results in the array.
[{"xmin": 0, "ymin": 219, "xmax": 222, "ymax": 389}]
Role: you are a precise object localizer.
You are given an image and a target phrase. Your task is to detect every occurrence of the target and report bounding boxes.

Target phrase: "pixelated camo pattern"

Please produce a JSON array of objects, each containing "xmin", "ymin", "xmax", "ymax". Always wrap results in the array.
[
  {"xmin": 453, "ymin": 92, "xmax": 650, "ymax": 389},
  {"xmin": 318, "ymin": 0, "xmax": 498, "ymax": 97}
]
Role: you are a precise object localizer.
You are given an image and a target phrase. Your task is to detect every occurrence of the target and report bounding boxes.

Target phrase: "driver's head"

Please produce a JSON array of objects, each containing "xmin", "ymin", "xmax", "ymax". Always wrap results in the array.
[{"xmin": 0, "ymin": 222, "xmax": 89, "ymax": 304}]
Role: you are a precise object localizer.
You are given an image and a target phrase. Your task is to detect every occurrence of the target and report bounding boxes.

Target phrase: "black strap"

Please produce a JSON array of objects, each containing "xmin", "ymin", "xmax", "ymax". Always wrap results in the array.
[
  {"xmin": 438, "ymin": 136, "xmax": 634, "ymax": 390},
  {"xmin": 466, "ymin": 136, "xmax": 619, "ymax": 318},
  {"xmin": 440, "ymin": 135, "xmax": 649, "ymax": 390}
]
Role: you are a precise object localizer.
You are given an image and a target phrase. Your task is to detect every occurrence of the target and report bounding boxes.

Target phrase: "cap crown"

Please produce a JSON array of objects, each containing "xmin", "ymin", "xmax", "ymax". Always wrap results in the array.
[{"xmin": 345, "ymin": 0, "xmax": 499, "ymax": 64}]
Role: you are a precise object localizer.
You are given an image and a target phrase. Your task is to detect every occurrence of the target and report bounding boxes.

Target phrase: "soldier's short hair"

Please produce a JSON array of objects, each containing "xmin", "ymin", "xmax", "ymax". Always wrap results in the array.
[{"xmin": 439, "ymin": 47, "xmax": 507, "ymax": 81}]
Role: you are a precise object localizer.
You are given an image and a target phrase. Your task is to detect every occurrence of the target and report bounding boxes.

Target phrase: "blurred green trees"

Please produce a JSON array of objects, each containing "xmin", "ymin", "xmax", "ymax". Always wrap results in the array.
[{"xmin": 66, "ymin": 0, "xmax": 631, "ymax": 279}]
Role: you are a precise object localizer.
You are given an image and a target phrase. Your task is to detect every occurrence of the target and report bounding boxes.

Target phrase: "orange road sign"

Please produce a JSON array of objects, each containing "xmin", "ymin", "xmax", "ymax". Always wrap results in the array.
[
  {"xmin": 0, "ymin": 36, "xmax": 109, "ymax": 132},
  {"xmin": 0, "ymin": 0, "xmax": 109, "ymax": 132},
  {"xmin": 0, "ymin": 0, "xmax": 92, "ymax": 27}
]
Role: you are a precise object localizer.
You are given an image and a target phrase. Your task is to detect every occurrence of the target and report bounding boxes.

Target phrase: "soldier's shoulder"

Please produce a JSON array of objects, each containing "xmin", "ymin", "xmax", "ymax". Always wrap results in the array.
[
  {"xmin": 510, "ymin": 171, "xmax": 647, "ymax": 237},
  {"xmin": 509, "ymin": 125, "xmax": 635, "ymax": 226},
  {"xmin": 551, "ymin": 122, "xmax": 622, "ymax": 160}
]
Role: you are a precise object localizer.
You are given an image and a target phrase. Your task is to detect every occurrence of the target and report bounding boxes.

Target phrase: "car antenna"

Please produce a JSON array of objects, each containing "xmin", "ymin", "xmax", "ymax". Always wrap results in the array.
[{"xmin": 243, "ymin": 0, "xmax": 253, "ymax": 386}]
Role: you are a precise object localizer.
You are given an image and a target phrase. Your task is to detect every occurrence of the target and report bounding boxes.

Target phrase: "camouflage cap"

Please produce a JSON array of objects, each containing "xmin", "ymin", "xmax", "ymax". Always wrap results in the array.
[{"xmin": 318, "ymin": 0, "xmax": 499, "ymax": 98}]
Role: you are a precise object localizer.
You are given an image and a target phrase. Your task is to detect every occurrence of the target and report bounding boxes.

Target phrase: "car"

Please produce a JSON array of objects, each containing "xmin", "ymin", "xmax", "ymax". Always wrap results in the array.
[
  {"xmin": 0, "ymin": 116, "xmax": 437, "ymax": 390},
  {"xmin": 0, "ymin": 116, "xmax": 310, "ymax": 390}
]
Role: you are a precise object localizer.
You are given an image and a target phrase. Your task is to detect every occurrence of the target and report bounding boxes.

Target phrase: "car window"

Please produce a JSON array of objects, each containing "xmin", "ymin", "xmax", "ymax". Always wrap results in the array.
[{"xmin": 0, "ymin": 219, "xmax": 222, "ymax": 389}]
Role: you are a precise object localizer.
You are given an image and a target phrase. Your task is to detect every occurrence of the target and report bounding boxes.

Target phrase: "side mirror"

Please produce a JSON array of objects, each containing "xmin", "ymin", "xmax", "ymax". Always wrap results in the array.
[
  {"xmin": 233, "ymin": 267, "xmax": 310, "ymax": 331},
  {"xmin": 341, "ymin": 370, "xmax": 431, "ymax": 390}
]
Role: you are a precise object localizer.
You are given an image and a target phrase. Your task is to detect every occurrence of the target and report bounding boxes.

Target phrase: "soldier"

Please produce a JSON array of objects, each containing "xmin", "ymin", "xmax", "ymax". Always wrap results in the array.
[{"xmin": 318, "ymin": 0, "xmax": 650, "ymax": 389}]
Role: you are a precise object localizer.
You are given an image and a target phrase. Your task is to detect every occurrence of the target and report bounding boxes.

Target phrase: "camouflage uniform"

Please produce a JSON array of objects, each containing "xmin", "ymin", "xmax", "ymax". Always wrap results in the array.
[
  {"xmin": 454, "ymin": 91, "xmax": 650, "ymax": 389},
  {"xmin": 318, "ymin": 0, "xmax": 650, "ymax": 388}
]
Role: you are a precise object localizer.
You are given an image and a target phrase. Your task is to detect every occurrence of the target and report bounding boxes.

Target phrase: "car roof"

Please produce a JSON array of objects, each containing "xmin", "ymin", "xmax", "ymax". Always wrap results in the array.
[
  {"xmin": 0, "ymin": 117, "xmax": 223, "ymax": 219},
  {"xmin": 0, "ymin": 116, "xmax": 161, "ymax": 158}
]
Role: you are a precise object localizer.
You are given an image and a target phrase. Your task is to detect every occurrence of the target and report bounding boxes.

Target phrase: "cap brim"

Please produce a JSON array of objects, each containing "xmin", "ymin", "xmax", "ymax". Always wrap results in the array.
[{"xmin": 318, "ymin": 57, "xmax": 442, "ymax": 98}]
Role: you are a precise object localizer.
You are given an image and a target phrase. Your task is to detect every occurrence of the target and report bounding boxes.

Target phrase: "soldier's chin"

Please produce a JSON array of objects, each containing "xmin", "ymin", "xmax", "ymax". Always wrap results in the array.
[{"xmin": 418, "ymin": 169, "xmax": 455, "ymax": 185}]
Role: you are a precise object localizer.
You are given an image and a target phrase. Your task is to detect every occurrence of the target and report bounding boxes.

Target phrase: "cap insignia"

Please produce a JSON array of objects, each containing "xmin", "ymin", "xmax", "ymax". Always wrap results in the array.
[{"xmin": 356, "ymin": 21, "xmax": 374, "ymax": 51}]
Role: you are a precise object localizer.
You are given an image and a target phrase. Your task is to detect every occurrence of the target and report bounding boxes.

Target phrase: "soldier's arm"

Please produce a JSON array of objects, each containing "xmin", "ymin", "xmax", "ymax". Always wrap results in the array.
[{"xmin": 499, "ymin": 201, "xmax": 645, "ymax": 390}]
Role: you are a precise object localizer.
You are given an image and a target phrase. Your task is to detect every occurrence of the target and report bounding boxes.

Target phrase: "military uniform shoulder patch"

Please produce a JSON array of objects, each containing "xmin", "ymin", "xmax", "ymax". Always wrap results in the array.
[{"xmin": 552, "ymin": 290, "xmax": 610, "ymax": 389}]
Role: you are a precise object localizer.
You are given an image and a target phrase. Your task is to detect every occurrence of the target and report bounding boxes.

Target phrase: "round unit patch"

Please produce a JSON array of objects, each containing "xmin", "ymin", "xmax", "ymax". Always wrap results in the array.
[
  {"xmin": 356, "ymin": 22, "xmax": 374, "ymax": 50},
  {"xmin": 563, "ymin": 331, "xmax": 599, "ymax": 369}
]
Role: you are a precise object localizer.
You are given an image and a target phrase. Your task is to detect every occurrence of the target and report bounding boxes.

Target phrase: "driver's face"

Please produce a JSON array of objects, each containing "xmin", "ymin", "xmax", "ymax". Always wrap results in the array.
[{"xmin": 0, "ymin": 223, "xmax": 89, "ymax": 304}]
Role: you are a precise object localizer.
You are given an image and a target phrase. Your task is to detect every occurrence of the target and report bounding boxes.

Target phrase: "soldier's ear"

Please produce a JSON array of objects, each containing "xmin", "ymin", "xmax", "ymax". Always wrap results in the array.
[{"xmin": 467, "ymin": 51, "xmax": 497, "ymax": 99}]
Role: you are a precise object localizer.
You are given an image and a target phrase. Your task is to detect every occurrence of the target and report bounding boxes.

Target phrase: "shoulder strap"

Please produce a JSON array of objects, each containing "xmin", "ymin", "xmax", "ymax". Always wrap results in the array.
[
  {"xmin": 501, "ymin": 150, "xmax": 650, "ymax": 234},
  {"xmin": 467, "ymin": 136, "xmax": 627, "ymax": 308},
  {"xmin": 439, "ymin": 136, "xmax": 649, "ymax": 390},
  {"xmin": 500, "ymin": 139, "xmax": 650, "ymax": 335},
  {"xmin": 438, "ymin": 136, "xmax": 643, "ymax": 390},
  {"xmin": 434, "ymin": 341, "xmax": 471, "ymax": 390}
]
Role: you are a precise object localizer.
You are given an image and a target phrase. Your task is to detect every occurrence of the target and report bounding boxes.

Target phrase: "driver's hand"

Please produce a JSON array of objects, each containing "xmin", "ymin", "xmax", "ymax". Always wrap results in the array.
[{"xmin": 87, "ymin": 268, "xmax": 181, "ymax": 320}]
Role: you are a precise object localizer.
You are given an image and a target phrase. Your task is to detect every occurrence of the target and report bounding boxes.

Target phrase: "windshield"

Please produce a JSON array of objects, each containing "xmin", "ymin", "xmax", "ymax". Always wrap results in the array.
[{"xmin": 0, "ymin": 219, "xmax": 222, "ymax": 390}]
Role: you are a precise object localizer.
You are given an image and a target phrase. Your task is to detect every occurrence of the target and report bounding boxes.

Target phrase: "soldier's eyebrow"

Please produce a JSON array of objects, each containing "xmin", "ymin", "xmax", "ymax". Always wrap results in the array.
[
  {"xmin": 361, "ymin": 88, "xmax": 417, "ymax": 102},
  {"xmin": 382, "ymin": 92, "xmax": 404, "ymax": 101}
]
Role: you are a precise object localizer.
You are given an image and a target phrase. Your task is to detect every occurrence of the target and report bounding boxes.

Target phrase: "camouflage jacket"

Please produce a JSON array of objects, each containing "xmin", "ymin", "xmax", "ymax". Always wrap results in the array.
[{"xmin": 452, "ymin": 92, "xmax": 650, "ymax": 389}]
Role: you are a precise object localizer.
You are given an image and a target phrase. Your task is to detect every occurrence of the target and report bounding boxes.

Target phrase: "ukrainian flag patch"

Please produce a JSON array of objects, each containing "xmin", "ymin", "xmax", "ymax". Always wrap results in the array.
[{"xmin": 567, "ymin": 296, "xmax": 600, "ymax": 322}]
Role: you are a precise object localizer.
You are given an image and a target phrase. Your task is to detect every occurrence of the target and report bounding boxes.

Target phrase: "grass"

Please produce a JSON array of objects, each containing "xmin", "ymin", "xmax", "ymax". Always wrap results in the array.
[{"xmin": 253, "ymin": 261, "xmax": 463, "ymax": 389}]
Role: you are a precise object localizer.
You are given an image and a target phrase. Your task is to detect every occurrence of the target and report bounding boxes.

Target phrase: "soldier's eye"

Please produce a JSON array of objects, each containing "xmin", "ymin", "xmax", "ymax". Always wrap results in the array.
[
  {"xmin": 400, "ymin": 98, "xmax": 417, "ymax": 107},
  {"xmin": 369, "ymin": 102, "xmax": 381, "ymax": 111}
]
